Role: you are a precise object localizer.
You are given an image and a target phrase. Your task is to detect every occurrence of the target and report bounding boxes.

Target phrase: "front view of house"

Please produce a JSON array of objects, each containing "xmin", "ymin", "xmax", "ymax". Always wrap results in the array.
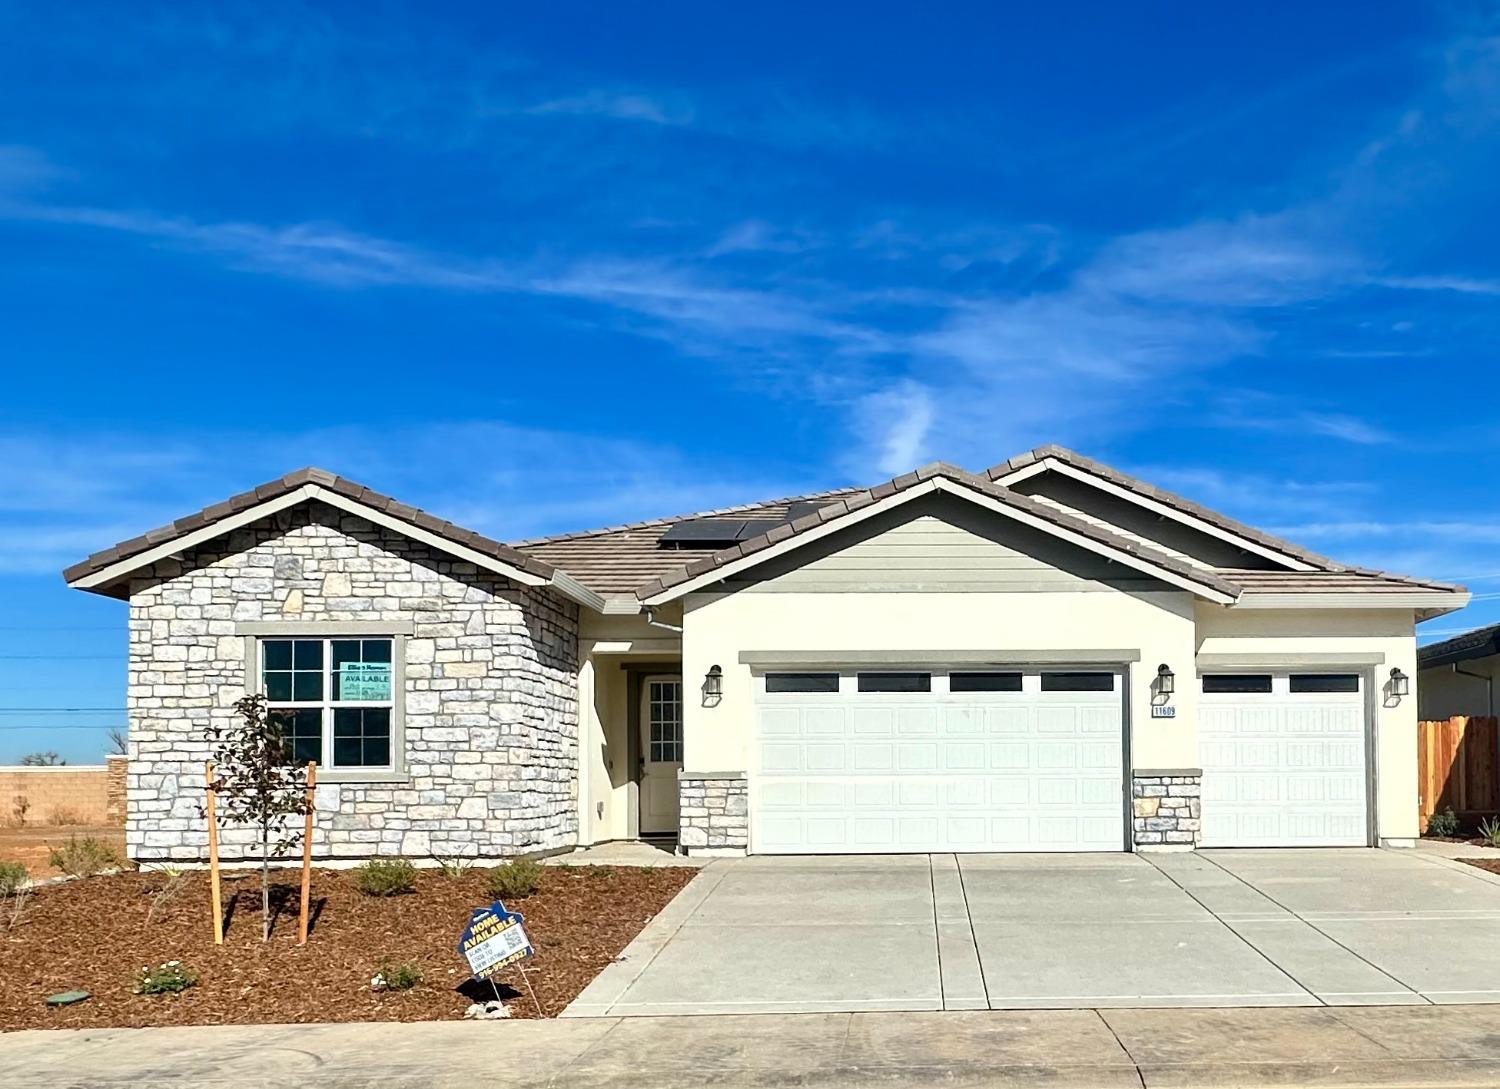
[{"xmin": 65, "ymin": 446, "xmax": 1467, "ymax": 862}]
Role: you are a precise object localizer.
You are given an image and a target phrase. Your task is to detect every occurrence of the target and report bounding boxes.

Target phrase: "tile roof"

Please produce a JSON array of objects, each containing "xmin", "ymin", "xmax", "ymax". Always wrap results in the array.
[
  {"xmin": 1419, "ymin": 622, "xmax": 1500, "ymax": 668},
  {"xmin": 1221, "ymin": 569, "xmax": 1467, "ymax": 595},
  {"xmin": 62, "ymin": 467, "xmax": 555, "ymax": 587},
  {"xmin": 988, "ymin": 445, "xmax": 1348, "ymax": 571},
  {"xmin": 511, "ymin": 486, "xmax": 865, "ymax": 597},
  {"xmin": 632, "ymin": 462, "xmax": 1244, "ymax": 602}
]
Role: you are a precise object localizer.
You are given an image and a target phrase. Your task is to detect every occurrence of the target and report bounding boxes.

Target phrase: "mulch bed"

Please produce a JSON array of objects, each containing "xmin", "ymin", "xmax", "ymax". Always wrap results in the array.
[
  {"xmin": 1462, "ymin": 859, "xmax": 1500, "ymax": 876},
  {"xmin": 0, "ymin": 864, "xmax": 695, "ymax": 1029}
]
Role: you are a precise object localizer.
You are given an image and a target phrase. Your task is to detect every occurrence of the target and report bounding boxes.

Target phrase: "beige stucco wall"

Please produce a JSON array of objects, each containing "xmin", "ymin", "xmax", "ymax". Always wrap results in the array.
[
  {"xmin": 1194, "ymin": 605, "xmax": 1420, "ymax": 842},
  {"xmin": 1419, "ymin": 656, "xmax": 1500, "ymax": 720},
  {"xmin": 577, "ymin": 611, "xmax": 681, "ymax": 844},
  {"xmin": 682, "ymin": 588, "xmax": 1200, "ymax": 774}
]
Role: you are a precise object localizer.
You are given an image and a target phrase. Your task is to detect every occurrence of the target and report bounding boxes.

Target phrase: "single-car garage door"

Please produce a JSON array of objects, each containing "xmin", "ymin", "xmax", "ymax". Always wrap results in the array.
[
  {"xmin": 1198, "ymin": 672, "xmax": 1369, "ymax": 847},
  {"xmin": 752, "ymin": 668, "xmax": 1125, "ymax": 853}
]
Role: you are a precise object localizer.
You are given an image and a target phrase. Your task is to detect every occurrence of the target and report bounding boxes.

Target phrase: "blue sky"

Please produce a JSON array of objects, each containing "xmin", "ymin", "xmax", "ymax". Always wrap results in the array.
[{"xmin": 3, "ymin": 1, "xmax": 1500, "ymax": 762}]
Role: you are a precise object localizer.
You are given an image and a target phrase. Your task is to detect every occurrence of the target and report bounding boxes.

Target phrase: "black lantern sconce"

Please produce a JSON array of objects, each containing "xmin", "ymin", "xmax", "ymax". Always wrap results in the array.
[
  {"xmin": 703, "ymin": 664, "xmax": 724, "ymax": 706},
  {"xmin": 1389, "ymin": 667, "xmax": 1410, "ymax": 699},
  {"xmin": 1154, "ymin": 663, "xmax": 1176, "ymax": 698}
]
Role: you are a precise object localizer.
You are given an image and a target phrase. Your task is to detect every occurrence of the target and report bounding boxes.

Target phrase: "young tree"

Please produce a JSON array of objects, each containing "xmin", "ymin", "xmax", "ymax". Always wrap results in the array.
[
  {"xmin": 19, "ymin": 751, "xmax": 64, "ymax": 766},
  {"xmin": 205, "ymin": 695, "xmax": 312, "ymax": 941},
  {"xmin": 106, "ymin": 728, "xmax": 128, "ymax": 756}
]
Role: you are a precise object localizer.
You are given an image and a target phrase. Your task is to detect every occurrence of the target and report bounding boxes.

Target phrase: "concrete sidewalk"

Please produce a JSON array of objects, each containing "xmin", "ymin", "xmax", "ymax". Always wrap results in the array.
[{"xmin": 8, "ymin": 1005, "xmax": 1500, "ymax": 1088}]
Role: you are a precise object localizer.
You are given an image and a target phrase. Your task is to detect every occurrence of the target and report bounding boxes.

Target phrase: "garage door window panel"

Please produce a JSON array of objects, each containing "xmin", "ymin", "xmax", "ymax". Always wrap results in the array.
[
  {"xmin": 1289, "ymin": 674, "xmax": 1361, "ymax": 694},
  {"xmin": 765, "ymin": 672, "xmax": 840, "ymax": 693},
  {"xmin": 857, "ymin": 672, "xmax": 931, "ymax": 693},
  {"xmin": 1203, "ymin": 674, "xmax": 1273, "ymax": 694},
  {"xmin": 1040, "ymin": 672, "xmax": 1115, "ymax": 692}
]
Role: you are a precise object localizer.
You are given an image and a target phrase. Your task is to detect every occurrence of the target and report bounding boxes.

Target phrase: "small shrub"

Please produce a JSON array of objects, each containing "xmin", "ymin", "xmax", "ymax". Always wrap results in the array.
[
  {"xmin": 431, "ymin": 851, "xmax": 477, "ymax": 878},
  {"xmin": 8, "ymin": 795, "xmax": 28, "ymax": 828},
  {"xmin": 371, "ymin": 960, "xmax": 422, "ymax": 992},
  {"xmin": 486, "ymin": 859, "xmax": 544, "ymax": 901},
  {"xmin": 1426, "ymin": 807, "xmax": 1461, "ymax": 838},
  {"xmin": 134, "ymin": 960, "xmax": 196, "ymax": 995},
  {"xmin": 0, "ymin": 861, "xmax": 26, "ymax": 896},
  {"xmin": 47, "ymin": 806, "xmax": 84, "ymax": 826},
  {"xmin": 353, "ymin": 858, "xmax": 418, "ymax": 896},
  {"xmin": 48, "ymin": 835, "xmax": 120, "ymax": 877},
  {"xmin": 146, "ymin": 865, "xmax": 190, "ymax": 924},
  {"xmin": 1479, "ymin": 817, "xmax": 1500, "ymax": 848}
]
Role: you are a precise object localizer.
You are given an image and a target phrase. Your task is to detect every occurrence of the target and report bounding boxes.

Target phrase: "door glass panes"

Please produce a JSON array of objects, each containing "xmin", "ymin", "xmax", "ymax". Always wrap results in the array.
[{"xmin": 648, "ymin": 679, "xmax": 683, "ymax": 763}]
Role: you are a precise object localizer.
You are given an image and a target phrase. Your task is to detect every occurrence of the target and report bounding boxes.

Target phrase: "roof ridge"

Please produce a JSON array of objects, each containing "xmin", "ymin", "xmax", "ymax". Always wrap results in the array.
[
  {"xmin": 987, "ymin": 444, "xmax": 1352, "ymax": 573},
  {"xmin": 507, "ymin": 483, "xmax": 867, "ymax": 547}
]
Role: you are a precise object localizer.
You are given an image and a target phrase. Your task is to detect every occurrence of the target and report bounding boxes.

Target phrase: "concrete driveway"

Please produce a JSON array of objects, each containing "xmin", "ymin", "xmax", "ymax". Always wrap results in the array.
[{"xmin": 566, "ymin": 848, "xmax": 1500, "ymax": 1016}]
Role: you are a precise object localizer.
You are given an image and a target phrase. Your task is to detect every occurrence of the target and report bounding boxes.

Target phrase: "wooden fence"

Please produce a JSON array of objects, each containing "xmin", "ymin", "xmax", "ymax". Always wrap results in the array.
[{"xmin": 1419, "ymin": 716, "xmax": 1500, "ymax": 825}]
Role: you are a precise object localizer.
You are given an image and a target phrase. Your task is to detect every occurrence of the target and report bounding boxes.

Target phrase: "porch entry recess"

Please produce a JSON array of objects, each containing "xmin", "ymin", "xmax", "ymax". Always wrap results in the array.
[
  {"xmin": 750, "ymin": 666, "xmax": 1126, "ymax": 854},
  {"xmin": 638, "ymin": 675, "xmax": 683, "ymax": 836}
]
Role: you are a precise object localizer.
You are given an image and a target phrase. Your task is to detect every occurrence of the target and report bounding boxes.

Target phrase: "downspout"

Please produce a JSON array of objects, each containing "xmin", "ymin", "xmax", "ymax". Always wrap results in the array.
[
  {"xmin": 643, "ymin": 609, "xmax": 684, "ymax": 634},
  {"xmin": 1452, "ymin": 663, "xmax": 1496, "ymax": 717}
]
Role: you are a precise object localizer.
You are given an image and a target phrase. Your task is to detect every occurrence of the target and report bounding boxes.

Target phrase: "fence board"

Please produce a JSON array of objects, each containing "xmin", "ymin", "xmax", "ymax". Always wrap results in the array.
[{"xmin": 1419, "ymin": 716, "xmax": 1500, "ymax": 826}]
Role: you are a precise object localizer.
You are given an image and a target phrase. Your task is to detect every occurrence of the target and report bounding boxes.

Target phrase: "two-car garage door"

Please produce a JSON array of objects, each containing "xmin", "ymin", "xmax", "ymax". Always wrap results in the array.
[{"xmin": 753, "ymin": 668, "xmax": 1125, "ymax": 853}]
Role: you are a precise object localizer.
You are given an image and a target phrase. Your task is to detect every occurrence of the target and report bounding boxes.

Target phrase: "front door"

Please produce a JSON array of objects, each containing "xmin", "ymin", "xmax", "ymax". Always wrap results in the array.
[{"xmin": 639, "ymin": 675, "xmax": 683, "ymax": 836}]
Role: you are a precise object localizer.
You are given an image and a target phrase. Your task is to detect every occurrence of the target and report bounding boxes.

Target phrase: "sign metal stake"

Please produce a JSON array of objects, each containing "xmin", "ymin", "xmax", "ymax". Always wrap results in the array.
[{"xmin": 520, "ymin": 966, "xmax": 545, "ymax": 1019}]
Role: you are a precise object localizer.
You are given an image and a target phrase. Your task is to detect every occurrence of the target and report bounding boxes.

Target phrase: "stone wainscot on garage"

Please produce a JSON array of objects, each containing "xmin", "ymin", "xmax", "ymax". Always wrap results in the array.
[{"xmin": 64, "ymin": 446, "xmax": 1468, "ymax": 862}]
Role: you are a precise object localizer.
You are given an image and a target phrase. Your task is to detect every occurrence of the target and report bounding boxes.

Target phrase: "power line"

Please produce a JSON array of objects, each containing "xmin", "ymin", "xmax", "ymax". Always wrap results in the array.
[
  {"xmin": 0, "ymin": 655, "xmax": 123, "ymax": 660},
  {"xmin": 0, "ymin": 724, "xmax": 126, "ymax": 730},
  {"xmin": 0, "ymin": 708, "xmax": 127, "ymax": 713}
]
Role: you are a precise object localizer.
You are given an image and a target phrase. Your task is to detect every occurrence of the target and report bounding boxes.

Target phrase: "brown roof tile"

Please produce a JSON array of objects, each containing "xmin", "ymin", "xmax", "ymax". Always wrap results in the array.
[{"xmin": 63, "ymin": 468, "xmax": 554, "ymax": 589}]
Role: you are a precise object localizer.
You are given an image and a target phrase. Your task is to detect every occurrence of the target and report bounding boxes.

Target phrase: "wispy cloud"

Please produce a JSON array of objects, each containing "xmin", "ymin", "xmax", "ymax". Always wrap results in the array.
[
  {"xmin": 1371, "ymin": 274, "xmax": 1500, "ymax": 297},
  {"xmin": 524, "ymin": 90, "xmax": 693, "ymax": 127},
  {"xmin": 852, "ymin": 381, "xmax": 936, "ymax": 476}
]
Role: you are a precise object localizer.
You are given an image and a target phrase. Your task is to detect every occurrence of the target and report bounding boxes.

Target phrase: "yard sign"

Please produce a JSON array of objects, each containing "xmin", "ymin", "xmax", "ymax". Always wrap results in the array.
[{"xmin": 457, "ymin": 900, "xmax": 533, "ymax": 981}]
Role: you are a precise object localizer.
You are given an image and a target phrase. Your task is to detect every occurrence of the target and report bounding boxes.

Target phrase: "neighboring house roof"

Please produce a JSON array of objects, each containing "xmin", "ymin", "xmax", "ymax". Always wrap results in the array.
[
  {"xmin": 634, "ymin": 462, "xmax": 1245, "ymax": 605},
  {"xmin": 1419, "ymin": 622, "xmax": 1500, "ymax": 669},
  {"xmin": 988, "ymin": 444, "xmax": 1346, "ymax": 572}
]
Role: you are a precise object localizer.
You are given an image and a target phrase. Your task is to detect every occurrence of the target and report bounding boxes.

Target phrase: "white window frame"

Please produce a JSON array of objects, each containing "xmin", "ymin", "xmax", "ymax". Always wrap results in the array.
[{"xmin": 239, "ymin": 622, "xmax": 409, "ymax": 783}]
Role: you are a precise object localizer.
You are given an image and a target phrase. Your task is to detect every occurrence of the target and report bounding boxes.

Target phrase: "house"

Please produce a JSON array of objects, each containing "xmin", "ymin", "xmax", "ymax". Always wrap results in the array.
[
  {"xmin": 1418, "ymin": 622, "xmax": 1500, "ymax": 720},
  {"xmin": 64, "ymin": 446, "xmax": 1468, "ymax": 862}
]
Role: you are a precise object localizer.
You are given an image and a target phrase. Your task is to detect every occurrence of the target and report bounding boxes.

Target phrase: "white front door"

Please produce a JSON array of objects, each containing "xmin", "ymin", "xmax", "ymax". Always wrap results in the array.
[
  {"xmin": 752, "ymin": 668, "xmax": 1126, "ymax": 853},
  {"xmin": 639, "ymin": 675, "xmax": 683, "ymax": 836},
  {"xmin": 1198, "ymin": 671, "xmax": 1369, "ymax": 847}
]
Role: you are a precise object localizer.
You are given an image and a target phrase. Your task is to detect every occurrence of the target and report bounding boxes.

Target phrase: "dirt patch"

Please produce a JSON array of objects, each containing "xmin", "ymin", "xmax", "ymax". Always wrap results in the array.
[
  {"xmin": 0, "ymin": 825, "xmax": 127, "ymax": 879},
  {"xmin": 0, "ymin": 864, "xmax": 694, "ymax": 1028},
  {"xmin": 1461, "ymin": 858, "xmax": 1500, "ymax": 876}
]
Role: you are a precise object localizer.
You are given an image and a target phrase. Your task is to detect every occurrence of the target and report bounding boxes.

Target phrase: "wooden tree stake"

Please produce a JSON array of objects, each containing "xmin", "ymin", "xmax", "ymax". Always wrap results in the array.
[
  {"xmin": 298, "ymin": 761, "xmax": 317, "ymax": 945},
  {"xmin": 205, "ymin": 761, "xmax": 223, "ymax": 945}
]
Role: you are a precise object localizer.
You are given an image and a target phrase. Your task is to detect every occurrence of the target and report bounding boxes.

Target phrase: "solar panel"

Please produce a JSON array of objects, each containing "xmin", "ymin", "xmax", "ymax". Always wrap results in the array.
[{"xmin": 658, "ymin": 519, "xmax": 749, "ymax": 545}]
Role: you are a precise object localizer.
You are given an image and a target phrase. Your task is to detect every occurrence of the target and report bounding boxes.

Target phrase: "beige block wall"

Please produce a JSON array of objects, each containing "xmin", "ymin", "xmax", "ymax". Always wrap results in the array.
[
  {"xmin": 0, "ymin": 757, "xmax": 127, "ymax": 826},
  {"xmin": 1195, "ymin": 605, "xmax": 1420, "ymax": 842},
  {"xmin": 681, "ymin": 588, "xmax": 1200, "ymax": 774}
]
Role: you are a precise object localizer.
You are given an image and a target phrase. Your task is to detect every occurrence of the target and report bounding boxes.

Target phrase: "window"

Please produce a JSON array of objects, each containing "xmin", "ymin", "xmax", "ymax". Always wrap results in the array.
[
  {"xmin": 765, "ymin": 672, "xmax": 840, "ymax": 693},
  {"xmin": 857, "ymin": 672, "xmax": 931, "ymax": 693},
  {"xmin": 1040, "ymin": 672, "xmax": 1114, "ymax": 692},
  {"xmin": 1290, "ymin": 673, "xmax": 1360, "ymax": 694},
  {"xmin": 949, "ymin": 672, "xmax": 1023, "ymax": 692},
  {"xmin": 647, "ymin": 679, "xmax": 683, "ymax": 763},
  {"xmin": 261, "ymin": 637, "xmax": 396, "ymax": 769},
  {"xmin": 1203, "ymin": 674, "xmax": 1273, "ymax": 694}
]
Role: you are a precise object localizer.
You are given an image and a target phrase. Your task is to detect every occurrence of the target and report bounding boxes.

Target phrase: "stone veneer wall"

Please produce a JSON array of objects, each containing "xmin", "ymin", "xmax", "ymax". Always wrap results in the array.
[
  {"xmin": 677, "ymin": 773, "xmax": 748, "ymax": 853},
  {"xmin": 1132, "ymin": 771, "xmax": 1202, "ymax": 849},
  {"xmin": 126, "ymin": 502, "xmax": 579, "ymax": 863}
]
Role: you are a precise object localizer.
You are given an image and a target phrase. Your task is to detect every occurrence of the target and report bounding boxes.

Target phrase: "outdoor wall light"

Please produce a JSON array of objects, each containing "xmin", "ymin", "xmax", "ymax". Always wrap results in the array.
[
  {"xmin": 704, "ymin": 664, "xmax": 724, "ymax": 699},
  {"xmin": 1155, "ymin": 663, "xmax": 1176, "ymax": 697},
  {"xmin": 1389, "ymin": 667, "xmax": 1410, "ymax": 698}
]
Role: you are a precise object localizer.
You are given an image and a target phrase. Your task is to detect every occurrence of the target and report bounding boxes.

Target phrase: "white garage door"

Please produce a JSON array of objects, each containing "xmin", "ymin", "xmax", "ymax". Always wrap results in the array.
[
  {"xmin": 1199, "ymin": 672, "xmax": 1369, "ymax": 847},
  {"xmin": 752, "ymin": 668, "xmax": 1125, "ymax": 853}
]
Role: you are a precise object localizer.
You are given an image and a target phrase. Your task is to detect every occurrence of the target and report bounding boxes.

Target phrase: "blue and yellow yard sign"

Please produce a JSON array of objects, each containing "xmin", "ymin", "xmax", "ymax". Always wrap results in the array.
[{"xmin": 457, "ymin": 901, "xmax": 534, "ymax": 981}]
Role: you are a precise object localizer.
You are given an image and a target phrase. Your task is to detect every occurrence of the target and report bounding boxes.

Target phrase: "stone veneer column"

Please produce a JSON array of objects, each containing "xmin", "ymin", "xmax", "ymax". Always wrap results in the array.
[
  {"xmin": 677, "ymin": 771, "xmax": 748, "ymax": 855},
  {"xmin": 1132, "ymin": 770, "xmax": 1202, "ymax": 850}
]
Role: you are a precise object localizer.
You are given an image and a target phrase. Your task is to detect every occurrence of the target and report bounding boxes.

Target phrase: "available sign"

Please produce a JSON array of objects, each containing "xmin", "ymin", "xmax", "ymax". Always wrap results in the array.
[
  {"xmin": 457, "ymin": 901, "xmax": 533, "ymax": 981},
  {"xmin": 338, "ymin": 662, "xmax": 392, "ymax": 701}
]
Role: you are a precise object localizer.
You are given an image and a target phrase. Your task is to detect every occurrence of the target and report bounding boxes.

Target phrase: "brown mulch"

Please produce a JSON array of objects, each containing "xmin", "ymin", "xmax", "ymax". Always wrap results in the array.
[
  {"xmin": 0, "ymin": 864, "xmax": 695, "ymax": 1029},
  {"xmin": 1462, "ymin": 858, "xmax": 1500, "ymax": 876},
  {"xmin": 0, "ymin": 826, "xmax": 128, "ymax": 878}
]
